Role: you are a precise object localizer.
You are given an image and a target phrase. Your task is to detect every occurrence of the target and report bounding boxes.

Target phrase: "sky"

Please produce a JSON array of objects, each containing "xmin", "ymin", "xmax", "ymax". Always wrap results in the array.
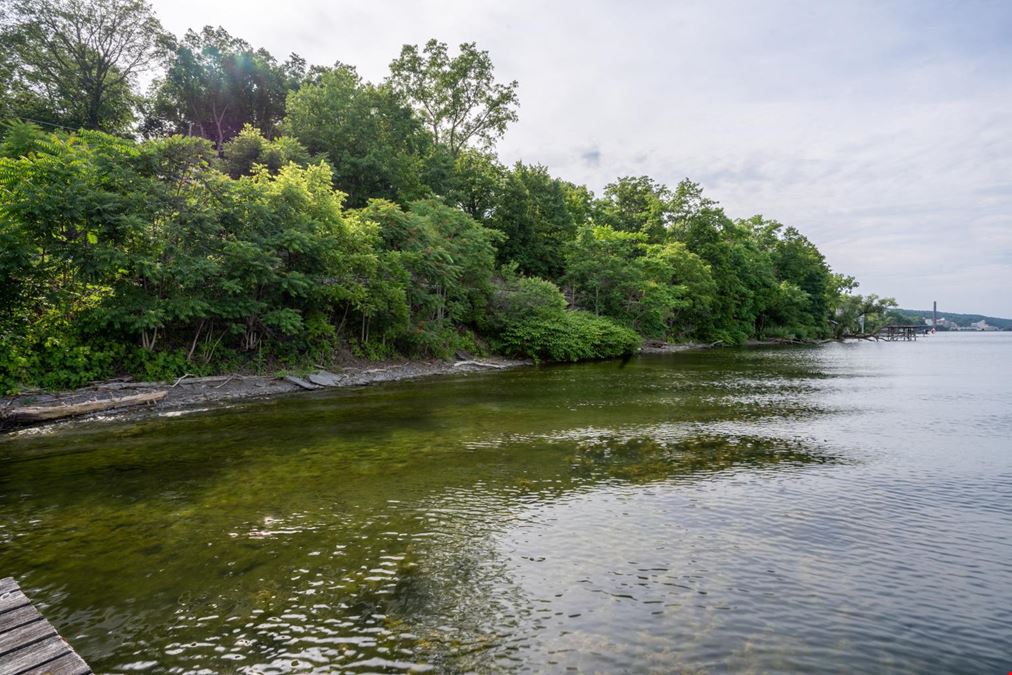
[{"xmin": 149, "ymin": 0, "xmax": 1012, "ymax": 317}]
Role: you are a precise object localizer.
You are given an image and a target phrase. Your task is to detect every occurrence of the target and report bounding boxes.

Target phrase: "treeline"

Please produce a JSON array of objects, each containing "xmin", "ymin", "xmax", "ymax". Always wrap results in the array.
[
  {"xmin": 0, "ymin": 0, "xmax": 892, "ymax": 393},
  {"xmin": 895, "ymin": 310, "xmax": 1012, "ymax": 330}
]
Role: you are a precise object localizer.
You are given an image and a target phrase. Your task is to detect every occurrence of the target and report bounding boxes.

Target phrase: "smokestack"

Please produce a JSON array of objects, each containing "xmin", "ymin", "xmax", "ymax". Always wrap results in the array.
[{"xmin": 933, "ymin": 301, "xmax": 937, "ymax": 328}]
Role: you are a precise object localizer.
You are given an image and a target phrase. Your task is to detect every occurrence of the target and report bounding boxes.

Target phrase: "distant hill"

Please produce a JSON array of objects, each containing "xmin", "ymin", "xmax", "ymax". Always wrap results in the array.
[{"xmin": 898, "ymin": 309, "xmax": 1012, "ymax": 330}]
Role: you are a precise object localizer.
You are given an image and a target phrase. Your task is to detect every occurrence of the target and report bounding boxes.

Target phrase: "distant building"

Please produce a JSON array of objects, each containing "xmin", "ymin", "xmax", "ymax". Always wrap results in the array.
[{"xmin": 927, "ymin": 316, "xmax": 959, "ymax": 330}]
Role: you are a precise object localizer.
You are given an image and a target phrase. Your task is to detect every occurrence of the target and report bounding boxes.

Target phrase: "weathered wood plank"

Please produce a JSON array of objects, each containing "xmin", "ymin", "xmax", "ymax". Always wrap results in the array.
[
  {"xmin": 0, "ymin": 607, "xmax": 42, "ymax": 636},
  {"xmin": 0, "ymin": 619, "xmax": 54, "ymax": 658},
  {"xmin": 0, "ymin": 580, "xmax": 16, "ymax": 596},
  {"xmin": 0, "ymin": 590, "xmax": 31, "ymax": 616},
  {"xmin": 0, "ymin": 634, "xmax": 70, "ymax": 674},
  {"xmin": 0, "ymin": 580, "xmax": 91, "ymax": 675},
  {"xmin": 18, "ymin": 651, "xmax": 91, "ymax": 675}
]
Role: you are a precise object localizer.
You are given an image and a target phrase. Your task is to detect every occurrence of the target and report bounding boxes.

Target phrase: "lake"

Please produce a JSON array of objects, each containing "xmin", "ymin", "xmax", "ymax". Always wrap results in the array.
[{"xmin": 1, "ymin": 332, "xmax": 1010, "ymax": 673}]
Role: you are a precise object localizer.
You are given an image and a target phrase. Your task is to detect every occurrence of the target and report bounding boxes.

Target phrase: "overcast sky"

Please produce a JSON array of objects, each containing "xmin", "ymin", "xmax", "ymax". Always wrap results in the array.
[{"xmin": 150, "ymin": 0, "xmax": 1012, "ymax": 317}]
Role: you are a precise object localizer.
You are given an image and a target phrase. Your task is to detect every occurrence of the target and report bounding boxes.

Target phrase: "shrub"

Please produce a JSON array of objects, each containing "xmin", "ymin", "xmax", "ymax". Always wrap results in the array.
[{"xmin": 495, "ymin": 310, "xmax": 639, "ymax": 363}]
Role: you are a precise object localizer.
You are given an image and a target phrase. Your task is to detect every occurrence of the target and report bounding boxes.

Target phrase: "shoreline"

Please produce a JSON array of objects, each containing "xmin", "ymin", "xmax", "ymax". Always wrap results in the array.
[
  {"xmin": 0, "ymin": 339, "xmax": 838, "ymax": 435},
  {"xmin": 0, "ymin": 356, "xmax": 531, "ymax": 435}
]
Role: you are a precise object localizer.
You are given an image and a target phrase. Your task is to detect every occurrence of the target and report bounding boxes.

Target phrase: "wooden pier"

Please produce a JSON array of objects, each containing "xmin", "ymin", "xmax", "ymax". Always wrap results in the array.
[
  {"xmin": 0, "ymin": 578, "xmax": 91, "ymax": 675},
  {"xmin": 876, "ymin": 324, "xmax": 931, "ymax": 341}
]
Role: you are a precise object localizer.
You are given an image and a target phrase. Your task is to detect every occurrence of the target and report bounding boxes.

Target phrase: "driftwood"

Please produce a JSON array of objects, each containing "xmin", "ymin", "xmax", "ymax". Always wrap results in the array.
[
  {"xmin": 172, "ymin": 373, "xmax": 194, "ymax": 387},
  {"xmin": 453, "ymin": 360, "xmax": 509, "ymax": 370},
  {"xmin": 92, "ymin": 381, "xmax": 166, "ymax": 391},
  {"xmin": 175, "ymin": 375, "xmax": 244, "ymax": 386},
  {"xmin": 9, "ymin": 390, "xmax": 167, "ymax": 424}
]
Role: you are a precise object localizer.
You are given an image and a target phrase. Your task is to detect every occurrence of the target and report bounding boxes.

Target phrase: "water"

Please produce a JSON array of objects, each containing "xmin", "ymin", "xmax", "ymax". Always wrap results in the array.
[{"xmin": 1, "ymin": 332, "xmax": 1010, "ymax": 673}]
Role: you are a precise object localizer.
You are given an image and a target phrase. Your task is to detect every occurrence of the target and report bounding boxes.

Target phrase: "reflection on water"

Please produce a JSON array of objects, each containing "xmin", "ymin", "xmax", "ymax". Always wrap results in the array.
[{"xmin": 1, "ymin": 333, "xmax": 1011, "ymax": 673}]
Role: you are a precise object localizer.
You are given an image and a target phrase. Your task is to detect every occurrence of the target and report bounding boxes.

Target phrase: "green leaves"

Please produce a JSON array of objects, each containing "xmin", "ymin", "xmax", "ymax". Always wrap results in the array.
[
  {"xmin": 284, "ymin": 66, "xmax": 429, "ymax": 207},
  {"xmin": 388, "ymin": 40, "xmax": 519, "ymax": 156},
  {"xmin": 563, "ymin": 225, "xmax": 712, "ymax": 339},
  {"xmin": 3, "ymin": 0, "xmax": 169, "ymax": 132},
  {"xmin": 496, "ymin": 310, "xmax": 640, "ymax": 363},
  {"xmin": 147, "ymin": 26, "xmax": 305, "ymax": 149}
]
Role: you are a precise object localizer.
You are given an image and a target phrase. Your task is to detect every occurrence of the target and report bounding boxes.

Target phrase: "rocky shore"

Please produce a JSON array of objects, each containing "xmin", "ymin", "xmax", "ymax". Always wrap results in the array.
[{"xmin": 0, "ymin": 356, "xmax": 529, "ymax": 433}]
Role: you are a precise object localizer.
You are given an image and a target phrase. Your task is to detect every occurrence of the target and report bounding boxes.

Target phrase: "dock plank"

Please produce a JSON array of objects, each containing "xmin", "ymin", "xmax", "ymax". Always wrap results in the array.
[
  {"xmin": 0, "ymin": 580, "xmax": 91, "ymax": 675},
  {"xmin": 0, "ymin": 620, "xmax": 55, "ymax": 658},
  {"xmin": 18, "ymin": 651, "xmax": 91, "ymax": 675},
  {"xmin": 0, "ymin": 607, "xmax": 42, "ymax": 636},
  {"xmin": 0, "ymin": 591, "xmax": 30, "ymax": 616},
  {"xmin": 0, "ymin": 634, "xmax": 69, "ymax": 674}
]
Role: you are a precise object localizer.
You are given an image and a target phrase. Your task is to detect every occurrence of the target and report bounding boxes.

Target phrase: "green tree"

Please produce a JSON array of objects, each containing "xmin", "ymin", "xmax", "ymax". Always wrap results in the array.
[
  {"xmin": 830, "ymin": 287, "xmax": 897, "ymax": 339},
  {"xmin": 147, "ymin": 26, "xmax": 305, "ymax": 150},
  {"xmin": 356, "ymin": 198, "xmax": 500, "ymax": 356},
  {"xmin": 484, "ymin": 269, "xmax": 639, "ymax": 363},
  {"xmin": 285, "ymin": 65, "xmax": 430, "ymax": 207},
  {"xmin": 221, "ymin": 124, "xmax": 313, "ymax": 178},
  {"xmin": 747, "ymin": 216, "xmax": 835, "ymax": 338},
  {"xmin": 563, "ymin": 225, "xmax": 713, "ymax": 338},
  {"xmin": 388, "ymin": 39, "xmax": 519, "ymax": 156},
  {"xmin": 593, "ymin": 176, "xmax": 674, "ymax": 242},
  {"xmin": 444, "ymin": 148, "xmax": 504, "ymax": 222},
  {"xmin": 668, "ymin": 180, "xmax": 776, "ymax": 342},
  {"xmin": 1, "ymin": 0, "xmax": 169, "ymax": 132},
  {"xmin": 491, "ymin": 163, "xmax": 576, "ymax": 280}
]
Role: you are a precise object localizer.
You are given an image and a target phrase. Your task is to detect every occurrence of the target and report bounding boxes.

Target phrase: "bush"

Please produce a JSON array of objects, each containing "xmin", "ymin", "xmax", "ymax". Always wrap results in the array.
[
  {"xmin": 484, "ymin": 272, "xmax": 639, "ymax": 362},
  {"xmin": 495, "ymin": 310, "xmax": 639, "ymax": 363},
  {"xmin": 481, "ymin": 273, "xmax": 566, "ymax": 335}
]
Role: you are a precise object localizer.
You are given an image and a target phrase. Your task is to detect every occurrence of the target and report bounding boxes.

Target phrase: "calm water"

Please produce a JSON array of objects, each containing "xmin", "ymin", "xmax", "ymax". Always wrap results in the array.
[{"xmin": 1, "ymin": 333, "xmax": 1010, "ymax": 673}]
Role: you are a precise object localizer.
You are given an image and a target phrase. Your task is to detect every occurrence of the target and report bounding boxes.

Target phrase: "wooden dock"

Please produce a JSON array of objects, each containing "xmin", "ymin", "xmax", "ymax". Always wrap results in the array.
[
  {"xmin": 876, "ymin": 324, "xmax": 931, "ymax": 341},
  {"xmin": 0, "ymin": 578, "xmax": 91, "ymax": 675}
]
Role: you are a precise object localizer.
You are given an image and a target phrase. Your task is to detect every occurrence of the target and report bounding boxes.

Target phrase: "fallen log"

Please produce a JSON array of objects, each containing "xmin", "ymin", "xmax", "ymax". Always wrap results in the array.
[
  {"xmin": 453, "ymin": 360, "xmax": 509, "ymax": 370},
  {"xmin": 92, "ymin": 381, "xmax": 167, "ymax": 391},
  {"xmin": 177, "ymin": 375, "xmax": 245, "ymax": 385},
  {"xmin": 9, "ymin": 390, "xmax": 167, "ymax": 424}
]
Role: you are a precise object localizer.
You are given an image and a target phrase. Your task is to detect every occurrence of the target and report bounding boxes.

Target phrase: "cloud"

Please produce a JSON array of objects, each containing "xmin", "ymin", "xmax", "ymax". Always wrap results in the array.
[
  {"xmin": 148, "ymin": 0, "xmax": 1012, "ymax": 316},
  {"xmin": 580, "ymin": 146, "xmax": 601, "ymax": 168}
]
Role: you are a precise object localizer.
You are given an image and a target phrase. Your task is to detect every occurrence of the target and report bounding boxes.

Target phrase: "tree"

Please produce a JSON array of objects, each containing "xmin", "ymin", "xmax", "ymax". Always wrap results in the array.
[
  {"xmin": 444, "ymin": 148, "xmax": 504, "ymax": 222},
  {"xmin": 147, "ymin": 26, "xmax": 305, "ymax": 150},
  {"xmin": 491, "ymin": 163, "xmax": 576, "ymax": 280},
  {"xmin": 831, "ymin": 291, "xmax": 897, "ymax": 338},
  {"xmin": 1, "ymin": 0, "xmax": 169, "ymax": 132},
  {"xmin": 388, "ymin": 39, "xmax": 518, "ymax": 156},
  {"xmin": 668, "ymin": 179, "xmax": 777, "ymax": 342},
  {"xmin": 563, "ymin": 225, "xmax": 713, "ymax": 338},
  {"xmin": 484, "ymin": 270, "xmax": 640, "ymax": 363},
  {"xmin": 356, "ymin": 198, "xmax": 501, "ymax": 355},
  {"xmin": 747, "ymin": 217, "xmax": 836, "ymax": 338},
  {"xmin": 285, "ymin": 64, "xmax": 430, "ymax": 207},
  {"xmin": 593, "ymin": 176, "xmax": 674, "ymax": 242},
  {"xmin": 220, "ymin": 124, "xmax": 312, "ymax": 178}
]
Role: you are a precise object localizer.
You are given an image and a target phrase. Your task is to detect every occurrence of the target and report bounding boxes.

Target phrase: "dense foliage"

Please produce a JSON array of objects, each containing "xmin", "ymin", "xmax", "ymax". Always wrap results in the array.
[{"xmin": 0, "ymin": 0, "xmax": 887, "ymax": 393}]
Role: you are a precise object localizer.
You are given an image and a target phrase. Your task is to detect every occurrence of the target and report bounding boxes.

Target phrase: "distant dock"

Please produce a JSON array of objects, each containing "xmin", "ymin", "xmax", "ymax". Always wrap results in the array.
[
  {"xmin": 876, "ymin": 324, "xmax": 932, "ymax": 341},
  {"xmin": 0, "ymin": 578, "xmax": 91, "ymax": 675}
]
